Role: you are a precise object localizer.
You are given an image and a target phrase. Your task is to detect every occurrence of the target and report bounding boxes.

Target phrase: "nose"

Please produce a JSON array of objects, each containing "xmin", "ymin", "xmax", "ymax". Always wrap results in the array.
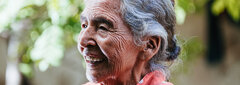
[{"xmin": 78, "ymin": 28, "xmax": 97, "ymax": 51}]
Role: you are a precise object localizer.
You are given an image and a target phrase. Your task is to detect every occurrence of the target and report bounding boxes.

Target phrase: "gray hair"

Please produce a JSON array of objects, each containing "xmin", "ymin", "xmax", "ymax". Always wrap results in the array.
[{"xmin": 120, "ymin": 0, "xmax": 180, "ymax": 78}]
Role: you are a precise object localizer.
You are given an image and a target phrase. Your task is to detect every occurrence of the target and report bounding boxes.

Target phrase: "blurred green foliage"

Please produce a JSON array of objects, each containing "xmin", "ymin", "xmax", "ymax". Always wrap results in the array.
[
  {"xmin": 0, "ymin": 0, "xmax": 239, "ymax": 78},
  {"xmin": 178, "ymin": 37, "xmax": 205, "ymax": 63},
  {"xmin": 212, "ymin": 0, "xmax": 240, "ymax": 21},
  {"xmin": 175, "ymin": 0, "xmax": 207, "ymax": 24},
  {"xmin": 170, "ymin": 37, "xmax": 205, "ymax": 83},
  {"xmin": 176, "ymin": 0, "xmax": 240, "ymax": 24},
  {"xmin": 0, "ymin": 0, "xmax": 84, "ymax": 77}
]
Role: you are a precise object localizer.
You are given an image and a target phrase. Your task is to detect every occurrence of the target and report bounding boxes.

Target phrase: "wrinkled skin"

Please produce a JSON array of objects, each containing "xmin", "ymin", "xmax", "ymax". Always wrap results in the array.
[{"xmin": 78, "ymin": 0, "xmax": 161, "ymax": 84}]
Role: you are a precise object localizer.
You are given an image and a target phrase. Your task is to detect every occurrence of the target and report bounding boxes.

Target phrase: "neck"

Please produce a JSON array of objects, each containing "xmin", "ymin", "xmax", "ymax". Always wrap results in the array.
[{"xmin": 101, "ymin": 59, "xmax": 147, "ymax": 85}]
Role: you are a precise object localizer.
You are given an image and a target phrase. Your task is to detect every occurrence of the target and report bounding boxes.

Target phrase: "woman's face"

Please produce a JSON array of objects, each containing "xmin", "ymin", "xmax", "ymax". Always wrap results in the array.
[{"xmin": 78, "ymin": 0, "xmax": 141, "ymax": 82}]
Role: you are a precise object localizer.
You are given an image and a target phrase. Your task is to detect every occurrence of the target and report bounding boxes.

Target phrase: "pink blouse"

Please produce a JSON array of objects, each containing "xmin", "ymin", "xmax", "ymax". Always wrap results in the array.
[{"xmin": 84, "ymin": 71, "xmax": 173, "ymax": 85}]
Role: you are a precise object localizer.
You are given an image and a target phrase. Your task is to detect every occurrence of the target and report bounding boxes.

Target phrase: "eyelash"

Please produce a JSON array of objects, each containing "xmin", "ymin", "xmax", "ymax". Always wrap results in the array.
[
  {"xmin": 99, "ymin": 26, "xmax": 108, "ymax": 31},
  {"xmin": 81, "ymin": 23, "xmax": 109, "ymax": 31}
]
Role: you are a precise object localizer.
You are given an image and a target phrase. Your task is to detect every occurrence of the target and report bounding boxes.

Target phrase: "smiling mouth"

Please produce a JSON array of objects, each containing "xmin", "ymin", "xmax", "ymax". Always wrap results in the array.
[{"xmin": 85, "ymin": 55, "xmax": 107, "ymax": 65}]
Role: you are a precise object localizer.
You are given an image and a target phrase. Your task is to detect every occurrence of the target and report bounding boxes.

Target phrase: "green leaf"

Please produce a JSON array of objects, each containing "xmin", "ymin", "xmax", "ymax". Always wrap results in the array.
[
  {"xmin": 226, "ymin": 0, "xmax": 240, "ymax": 21},
  {"xmin": 30, "ymin": 25, "xmax": 64, "ymax": 71},
  {"xmin": 175, "ymin": 5, "xmax": 186, "ymax": 24},
  {"xmin": 19, "ymin": 63, "xmax": 32, "ymax": 78},
  {"xmin": 212, "ymin": 0, "xmax": 225, "ymax": 16}
]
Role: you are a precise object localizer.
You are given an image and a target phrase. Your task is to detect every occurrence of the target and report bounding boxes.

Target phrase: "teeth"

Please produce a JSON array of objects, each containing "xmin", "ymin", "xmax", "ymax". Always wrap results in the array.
[{"xmin": 86, "ymin": 56, "xmax": 103, "ymax": 62}]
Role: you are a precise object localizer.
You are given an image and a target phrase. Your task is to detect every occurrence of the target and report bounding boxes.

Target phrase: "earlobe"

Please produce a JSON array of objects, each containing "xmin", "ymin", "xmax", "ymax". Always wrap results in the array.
[{"xmin": 142, "ymin": 36, "xmax": 161, "ymax": 61}]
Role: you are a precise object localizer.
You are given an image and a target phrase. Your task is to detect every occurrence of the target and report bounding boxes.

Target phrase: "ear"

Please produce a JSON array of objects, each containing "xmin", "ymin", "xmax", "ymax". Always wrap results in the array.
[{"xmin": 140, "ymin": 36, "xmax": 161, "ymax": 61}]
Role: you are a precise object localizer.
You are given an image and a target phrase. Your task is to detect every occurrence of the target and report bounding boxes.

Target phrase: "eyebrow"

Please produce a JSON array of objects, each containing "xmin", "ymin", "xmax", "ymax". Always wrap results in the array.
[
  {"xmin": 80, "ymin": 15, "xmax": 114, "ymax": 28},
  {"xmin": 92, "ymin": 17, "xmax": 113, "ymax": 28}
]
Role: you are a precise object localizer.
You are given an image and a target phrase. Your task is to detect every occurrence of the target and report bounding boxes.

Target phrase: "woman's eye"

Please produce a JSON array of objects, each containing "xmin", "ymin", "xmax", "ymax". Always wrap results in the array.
[
  {"xmin": 82, "ymin": 24, "xmax": 88, "ymax": 28},
  {"xmin": 99, "ymin": 26, "xmax": 108, "ymax": 31}
]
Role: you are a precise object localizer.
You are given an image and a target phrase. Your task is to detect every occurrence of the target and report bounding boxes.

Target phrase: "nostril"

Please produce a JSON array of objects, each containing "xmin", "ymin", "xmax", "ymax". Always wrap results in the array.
[
  {"xmin": 77, "ymin": 43, "xmax": 84, "ymax": 53},
  {"xmin": 80, "ymin": 47, "xmax": 84, "ymax": 52},
  {"xmin": 79, "ymin": 39, "xmax": 96, "ymax": 49},
  {"xmin": 78, "ymin": 39, "xmax": 96, "ymax": 54}
]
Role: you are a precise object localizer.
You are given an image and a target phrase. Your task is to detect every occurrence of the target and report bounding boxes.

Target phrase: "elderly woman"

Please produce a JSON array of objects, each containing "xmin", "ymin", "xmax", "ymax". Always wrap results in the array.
[{"xmin": 78, "ymin": 0, "xmax": 180, "ymax": 85}]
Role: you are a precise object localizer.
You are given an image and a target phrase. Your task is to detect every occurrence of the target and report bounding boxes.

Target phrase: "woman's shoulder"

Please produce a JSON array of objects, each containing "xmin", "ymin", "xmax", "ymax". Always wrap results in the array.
[{"xmin": 137, "ymin": 71, "xmax": 173, "ymax": 85}]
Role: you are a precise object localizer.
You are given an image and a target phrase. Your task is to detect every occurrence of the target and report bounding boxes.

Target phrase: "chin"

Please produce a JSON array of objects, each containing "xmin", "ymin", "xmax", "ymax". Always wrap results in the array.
[
  {"xmin": 84, "ymin": 55, "xmax": 119, "ymax": 83},
  {"xmin": 86, "ymin": 73, "xmax": 98, "ymax": 82},
  {"xmin": 86, "ymin": 67, "xmax": 112, "ymax": 83}
]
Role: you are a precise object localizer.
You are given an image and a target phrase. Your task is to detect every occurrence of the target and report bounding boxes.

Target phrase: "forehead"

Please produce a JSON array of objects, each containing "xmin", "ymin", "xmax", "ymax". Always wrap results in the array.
[
  {"xmin": 82, "ymin": 0, "xmax": 121, "ymax": 16},
  {"xmin": 85, "ymin": 0, "xmax": 120, "ymax": 8}
]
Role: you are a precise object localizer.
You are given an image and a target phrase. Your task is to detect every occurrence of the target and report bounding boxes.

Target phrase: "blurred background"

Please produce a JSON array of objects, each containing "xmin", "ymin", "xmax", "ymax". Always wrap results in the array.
[{"xmin": 0, "ymin": 0, "xmax": 239, "ymax": 85}]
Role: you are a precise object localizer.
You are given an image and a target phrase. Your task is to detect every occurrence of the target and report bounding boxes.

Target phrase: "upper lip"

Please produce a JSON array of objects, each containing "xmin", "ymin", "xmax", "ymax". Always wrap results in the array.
[
  {"xmin": 83, "ymin": 51, "xmax": 106, "ymax": 59},
  {"xmin": 85, "ymin": 53, "xmax": 98, "ymax": 58},
  {"xmin": 79, "ymin": 44, "xmax": 107, "ymax": 60}
]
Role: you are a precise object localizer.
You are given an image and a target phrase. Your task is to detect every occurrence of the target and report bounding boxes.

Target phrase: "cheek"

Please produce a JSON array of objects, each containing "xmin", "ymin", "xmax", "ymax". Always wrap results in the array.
[
  {"xmin": 100, "ymin": 33, "xmax": 138, "ymax": 71},
  {"xmin": 102, "ymin": 37, "xmax": 123, "ymax": 63},
  {"xmin": 98, "ymin": 32, "xmax": 127, "ymax": 57},
  {"xmin": 104, "ymin": 34, "xmax": 127, "ymax": 57},
  {"xmin": 97, "ymin": 30, "xmax": 108, "ymax": 38},
  {"xmin": 96, "ymin": 34, "xmax": 125, "ymax": 71}
]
